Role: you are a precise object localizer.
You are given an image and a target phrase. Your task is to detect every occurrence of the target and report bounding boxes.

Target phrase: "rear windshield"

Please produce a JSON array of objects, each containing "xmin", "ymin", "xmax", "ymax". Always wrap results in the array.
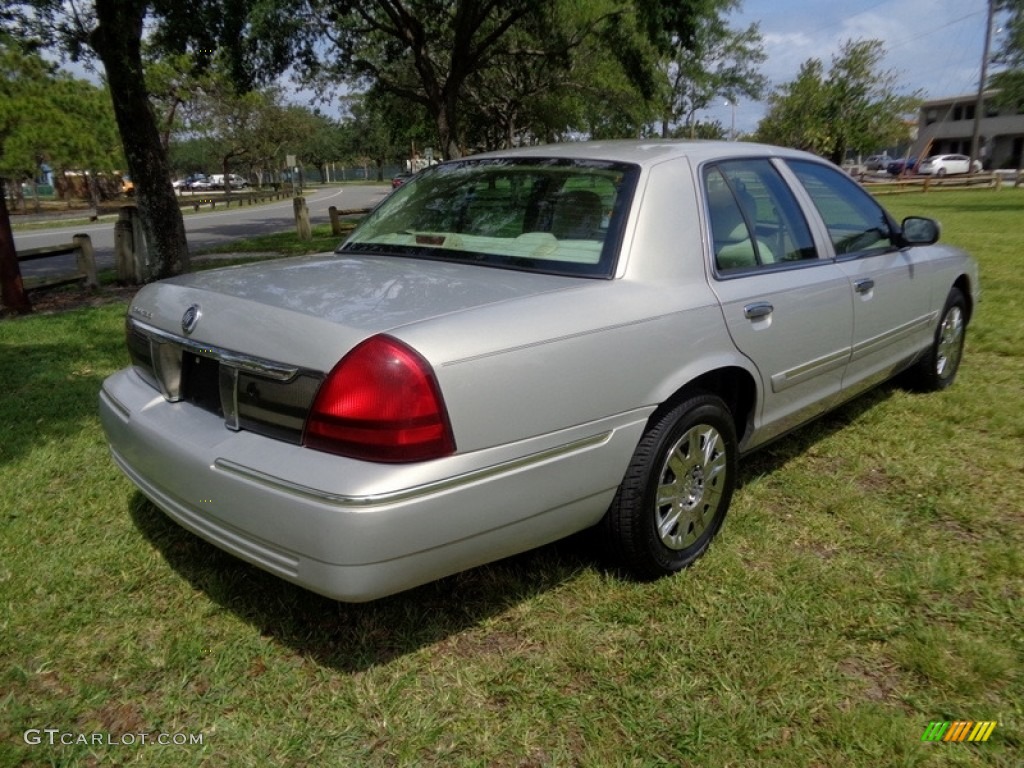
[{"xmin": 339, "ymin": 158, "xmax": 640, "ymax": 278}]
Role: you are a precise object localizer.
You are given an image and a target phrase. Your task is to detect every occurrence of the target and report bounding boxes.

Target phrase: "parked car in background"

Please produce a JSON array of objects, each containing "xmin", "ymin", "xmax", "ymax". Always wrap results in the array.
[
  {"xmin": 865, "ymin": 154, "xmax": 892, "ymax": 171},
  {"xmin": 886, "ymin": 156, "xmax": 918, "ymax": 176},
  {"xmin": 391, "ymin": 171, "xmax": 413, "ymax": 189},
  {"xmin": 208, "ymin": 174, "xmax": 249, "ymax": 189},
  {"xmin": 186, "ymin": 175, "xmax": 212, "ymax": 191},
  {"xmin": 917, "ymin": 154, "xmax": 982, "ymax": 177},
  {"xmin": 100, "ymin": 140, "xmax": 978, "ymax": 602}
]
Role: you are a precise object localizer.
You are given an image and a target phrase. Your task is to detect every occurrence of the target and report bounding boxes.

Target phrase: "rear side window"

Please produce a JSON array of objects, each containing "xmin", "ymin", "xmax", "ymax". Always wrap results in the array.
[
  {"xmin": 704, "ymin": 159, "xmax": 817, "ymax": 273},
  {"xmin": 787, "ymin": 160, "xmax": 895, "ymax": 256}
]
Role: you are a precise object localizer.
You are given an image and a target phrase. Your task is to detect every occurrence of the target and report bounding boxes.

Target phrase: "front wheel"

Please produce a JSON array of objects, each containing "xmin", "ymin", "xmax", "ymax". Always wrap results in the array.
[
  {"xmin": 905, "ymin": 287, "xmax": 967, "ymax": 391},
  {"xmin": 602, "ymin": 394, "xmax": 737, "ymax": 579}
]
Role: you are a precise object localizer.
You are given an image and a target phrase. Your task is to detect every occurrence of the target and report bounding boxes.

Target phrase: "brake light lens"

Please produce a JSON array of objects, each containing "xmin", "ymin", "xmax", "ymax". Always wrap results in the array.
[{"xmin": 303, "ymin": 335, "xmax": 455, "ymax": 462}]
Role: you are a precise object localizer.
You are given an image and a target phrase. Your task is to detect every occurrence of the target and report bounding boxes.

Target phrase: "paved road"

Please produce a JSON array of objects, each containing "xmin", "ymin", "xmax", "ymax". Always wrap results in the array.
[{"xmin": 14, "ymin": 185, "xmax": 391, "ymax": 279}]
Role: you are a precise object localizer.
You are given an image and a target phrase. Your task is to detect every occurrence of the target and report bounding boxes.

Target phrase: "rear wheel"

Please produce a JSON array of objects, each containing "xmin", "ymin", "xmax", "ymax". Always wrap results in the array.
[
  {"xmin": 906, "ymin": 287, "xmax": 967, "ymax": 391},
  {"xmin": 603, "ymin": 394, "xmax": 737, "ymax": 579}
]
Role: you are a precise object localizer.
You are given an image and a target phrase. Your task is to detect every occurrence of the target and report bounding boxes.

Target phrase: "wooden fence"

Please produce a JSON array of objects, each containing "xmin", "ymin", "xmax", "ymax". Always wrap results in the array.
[
  {"xmin": 16, "ymin": 234, "xmax": 97, "ymax": 291},
  {"xmin": 866, "ymin": 171, "xmax": 1022, "ymax": 195}
]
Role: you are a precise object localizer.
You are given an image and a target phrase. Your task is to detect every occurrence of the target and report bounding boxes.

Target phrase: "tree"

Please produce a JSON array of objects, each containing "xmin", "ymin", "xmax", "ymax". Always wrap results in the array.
[
  {"xmin": 43, "ymin": 80, "xmax": 123, "ymax": 209},
  {"xmin": 756, "ymin": 58, "xmax": 833, "ymax": 155},
  {"xmin": 144, "ymin": 51, "xmax": 210, "ymax": 150},
  {"xmin": 294, "ymin": 0, "xmax": 551, "ymax": 160},
  {"xmin": 292, "ymin": 110, "xmax": 346, "ymax": 182},
  {"xmin": 17, "ymin": 0, "xmax": 190, "ymax": 278},
  {"xmin": 1, "ymin": 32, "xmax": 120, "ymax": 314},
  {"xmin": 655, "ymin": 3, "xmax": 766, "ymax": 137},
  {"xmin": 186, "ymin": 77, "xmax": 284, "ymax": 185},
  {"xmin": 338, "ymin": 91, "xmax": 430, "ymax": 180},
  {"xmin": 15, "ymin": 0, "xmax": 267, "ymax": 280},
  {"xmin": 443, "ymin": 0, "xmax": 623, "ymax": 147},
  {"xmin": 756, "ymin": 40, "xmax": 918, "ymax": 164},
  {"xmin": 458, "ymin": 0, "xmax": 673, "ymax": 147},
  {"xmin": 0, "ymin": 36, "xmax": 64, "ymax": 314},
  {"xmin": 990, "ymin": 0, "xmax": 1024, "ymax": 108}
]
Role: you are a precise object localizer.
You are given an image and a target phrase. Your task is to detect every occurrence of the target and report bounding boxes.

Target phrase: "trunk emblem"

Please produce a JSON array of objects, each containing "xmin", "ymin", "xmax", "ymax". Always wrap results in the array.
[{"xmin": 181, "ymin": 304, "xmax": 202, "ymax": 335}]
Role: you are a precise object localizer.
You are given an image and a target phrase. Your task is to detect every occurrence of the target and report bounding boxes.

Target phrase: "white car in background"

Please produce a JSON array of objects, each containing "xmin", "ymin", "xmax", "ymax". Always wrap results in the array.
[
  {"xmin": 209, "ymin": 173, "xmax": 250, "ymax": 189},
  {"xmin": 917, "ymin": 154, "xmax": 982, "ymax": 176}
]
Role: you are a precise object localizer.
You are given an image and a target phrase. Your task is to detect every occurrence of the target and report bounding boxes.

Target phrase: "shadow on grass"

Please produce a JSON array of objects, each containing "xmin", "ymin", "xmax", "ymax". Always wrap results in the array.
[
  {"xmin": 128, "ymin": 490, "xmax": 597, "ymax": 672},
  {"xmin": 0, "ymin": 334, "xmax": 124, "ymax": 465},
  {"xmin": 127, "ymin": 382, "xmax": 899, "ymax": 672},
  {"xmin": 736, "ymin": 383, "xmax": 896, "ymax": 484}
]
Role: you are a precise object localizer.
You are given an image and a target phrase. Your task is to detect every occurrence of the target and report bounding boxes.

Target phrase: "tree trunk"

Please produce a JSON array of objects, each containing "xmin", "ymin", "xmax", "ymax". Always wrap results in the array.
[
  {"xmin": 89, "ymin": 0, "xmax": 190, "ymax": 280},
  {"xmin": 438, "ymin": 84, "xmax": 463, "ymax": 160},
  {"xmin": 0, "ymin": 181, "xmax": 32, "ymax": 315},
  {"xmin": 432, "ymin": 104, "xmax": 457, "ymax": 161}
]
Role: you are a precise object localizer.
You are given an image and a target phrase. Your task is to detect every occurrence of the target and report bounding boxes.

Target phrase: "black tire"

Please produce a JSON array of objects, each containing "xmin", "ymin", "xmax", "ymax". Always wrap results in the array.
[
  {"xmin": 602, "ymin": 394, "xmax": 737, "ymax": 579},
  {"xmin": 936, "ymin": 168, "xmax": 947, "ymax": 178},
  {"xmin": 906, "ymin": 287, "xmax": 967, "ymax": 391}
]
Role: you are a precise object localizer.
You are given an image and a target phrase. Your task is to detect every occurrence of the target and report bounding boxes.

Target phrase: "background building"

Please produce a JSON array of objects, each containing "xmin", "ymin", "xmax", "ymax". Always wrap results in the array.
[{"xmin": 917, "ymin": 92, "xmax": 1024, "ymax": 170}]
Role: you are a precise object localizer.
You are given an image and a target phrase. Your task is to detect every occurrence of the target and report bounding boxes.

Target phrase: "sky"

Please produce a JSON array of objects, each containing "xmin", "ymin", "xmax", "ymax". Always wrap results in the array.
[{"xmin": 715, "ymin": 0, "xmax": 997, "ymax": 134}]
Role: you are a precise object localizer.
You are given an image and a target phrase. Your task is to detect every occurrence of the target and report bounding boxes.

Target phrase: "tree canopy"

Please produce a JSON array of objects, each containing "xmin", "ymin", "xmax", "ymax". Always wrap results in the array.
[
  {"xmin": 274, "ymin": 0, "xmax": 766, "ymax": 156},
  {"xmin": 656, "ymin": 7, "xmax": 766, "ymax": 138},
  {"xmin": 990, "ymin": 0, "xmax": 1024, "ymax": 107},
  {"xmin": 0, "ymin": 33, "xmax": 126, "ymax": 313},
  {"xmin": 756, "ymin": 40, "xmax": 919, "ymax": 164}
]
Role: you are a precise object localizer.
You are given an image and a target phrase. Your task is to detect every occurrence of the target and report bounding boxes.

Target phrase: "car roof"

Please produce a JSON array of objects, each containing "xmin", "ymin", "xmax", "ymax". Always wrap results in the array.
[{"xmin": 464, "ymin": 140, "xmax": 825, "ymax": 170}]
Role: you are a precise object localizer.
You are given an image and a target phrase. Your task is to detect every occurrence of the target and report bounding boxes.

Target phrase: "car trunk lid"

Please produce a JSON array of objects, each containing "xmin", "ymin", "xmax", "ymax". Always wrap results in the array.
[{"xmin": 130, "ymin": 252, "xmax": 582, "ymax": 371}]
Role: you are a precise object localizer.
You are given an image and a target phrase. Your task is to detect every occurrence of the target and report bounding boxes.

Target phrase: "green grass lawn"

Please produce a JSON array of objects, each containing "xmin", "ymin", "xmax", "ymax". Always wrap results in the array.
[
  {"xmin": 196, "ymin": 221, "xmax": 355, "ymax": 257},
  {"xmin": 1, "ymin": 189, "xmax": 1021, "ymax": 766}
]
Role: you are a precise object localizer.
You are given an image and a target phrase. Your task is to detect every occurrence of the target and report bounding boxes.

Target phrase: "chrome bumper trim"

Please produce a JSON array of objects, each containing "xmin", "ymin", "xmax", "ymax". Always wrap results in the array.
[{"xmin": 129, "ymin": 317, "xmax": 308, "ymax": 381}]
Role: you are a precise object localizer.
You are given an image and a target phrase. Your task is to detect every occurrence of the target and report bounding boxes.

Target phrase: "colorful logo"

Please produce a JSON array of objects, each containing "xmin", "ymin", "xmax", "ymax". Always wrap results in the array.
[{"xmin": 921, "ymin": 721, "xmax": 997, "ymax": 742}]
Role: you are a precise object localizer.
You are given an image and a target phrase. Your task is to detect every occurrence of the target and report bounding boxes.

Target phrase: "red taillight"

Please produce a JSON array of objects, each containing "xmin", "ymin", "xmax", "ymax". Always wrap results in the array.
[{"xmin": 303, "ymin": 335, "xmax": 455, "ymax": 462}]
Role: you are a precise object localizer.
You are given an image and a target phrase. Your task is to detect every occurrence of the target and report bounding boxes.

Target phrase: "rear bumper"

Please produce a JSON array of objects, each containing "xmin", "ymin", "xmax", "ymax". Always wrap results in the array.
[{"xmin": 100, "ymin": 368, "xmax": 646, "ymax": 601}]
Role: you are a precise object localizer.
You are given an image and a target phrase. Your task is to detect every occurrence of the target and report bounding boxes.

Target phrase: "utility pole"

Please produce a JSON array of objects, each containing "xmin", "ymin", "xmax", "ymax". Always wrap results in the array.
[{"xmin": 970, "ymin": 0, "xmax": 995, "ymax": 174}]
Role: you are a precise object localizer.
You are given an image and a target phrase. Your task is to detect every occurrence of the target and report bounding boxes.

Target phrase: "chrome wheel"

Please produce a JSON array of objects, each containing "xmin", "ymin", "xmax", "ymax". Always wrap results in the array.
[
  {"xmin": 904, "ymin": 286, "xmax": 967, "ymax": 392},
  {"xmin": 655, "ymin": 424, "xmax": 728, "ymax": 550},
  {"xmin": 935, "ymin": 304, "xmax": 964, "ymax": 379},
  {"xmin": 604, "ymin": 394, "xmax": 737, "ymax": 578}
]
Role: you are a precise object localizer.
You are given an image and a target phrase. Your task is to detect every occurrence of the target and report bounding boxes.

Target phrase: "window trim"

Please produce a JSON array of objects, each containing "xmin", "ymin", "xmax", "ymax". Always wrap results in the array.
[
  {"xmin": 340, "ymin": 157, "xmax": 641, "ymax": 280},
  {"xmin": 781, "ymin": 158, "xmax": 902, "ymax": 262},
  {"xmin": 700, "ymin": 157, "xmax": 825, "ymax": 281}
]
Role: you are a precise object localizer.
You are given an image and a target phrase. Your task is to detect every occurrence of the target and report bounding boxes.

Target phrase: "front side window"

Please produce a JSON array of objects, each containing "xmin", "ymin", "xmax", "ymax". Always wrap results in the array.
[
  {"xmin": 787, "ymin": 160, "xmax": 895, "ymax": 256},
  {"xmin": 341, "ymin": 158, "xmax": 639, "ymax": 278},
  {"xmin": 704, "ymin": 159, "xmax": 817, "ymax": 273}
]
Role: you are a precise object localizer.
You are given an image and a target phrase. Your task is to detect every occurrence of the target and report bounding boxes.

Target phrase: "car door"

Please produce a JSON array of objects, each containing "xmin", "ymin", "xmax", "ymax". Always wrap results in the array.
[
  {"xmin": 703, "ymin": 159, "xmax": 854, "ymax": 445},
  {"xmin": 948, "ymin": 155, "xmax": 968, "ymax": 174},
  {"xmin": 784, "ymin": 160, "xmax": 934, "ymax": 396}
]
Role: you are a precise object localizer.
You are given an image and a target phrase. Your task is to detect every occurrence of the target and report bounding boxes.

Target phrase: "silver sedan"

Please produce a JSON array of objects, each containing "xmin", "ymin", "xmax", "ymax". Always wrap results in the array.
[{"xmin": 99, "ymin": 141, "xmax": 978, "ymax": 601}]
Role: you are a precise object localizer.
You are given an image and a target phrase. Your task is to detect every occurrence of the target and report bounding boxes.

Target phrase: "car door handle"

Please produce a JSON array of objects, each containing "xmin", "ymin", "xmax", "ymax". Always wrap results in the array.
[
  {"xmin": 743, "ymin": 302, "xmax": 774, "ymax": 319},
  {"xmin": 854, "ymin": 278, "xmax": 875, "ymax": 294}
]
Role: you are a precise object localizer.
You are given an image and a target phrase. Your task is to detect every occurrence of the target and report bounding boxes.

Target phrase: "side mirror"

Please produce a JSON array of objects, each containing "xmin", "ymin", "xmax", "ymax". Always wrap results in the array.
[{"xmin": 899, "ymin": 216, "xmax": 940, "ymax": 246}]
